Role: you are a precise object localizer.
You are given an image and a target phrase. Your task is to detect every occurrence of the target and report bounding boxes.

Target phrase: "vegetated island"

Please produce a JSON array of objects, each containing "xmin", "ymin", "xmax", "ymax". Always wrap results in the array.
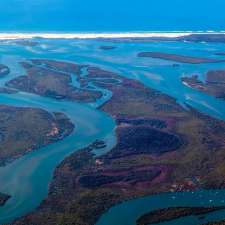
[
  {"xmin": 136, "ymin": 206, "xmax": 225, "ymax": 225},
  {"xmin": 105, "ymin": 34, "xmax": 225, "ymax": 43},
  {"xmin": 0, "ymin": 104, "xmax": 74, "ymax": 167},
  {"xmin": 204, "ymin": 219, "xmax": 225, "ymax": 225},
  {"xmin": 215, "ymin": 53, "xmax": 225, "ymax": 56},
  {"xmin": 0, "ymin": 64, "xmax": 10, "ymax": 77},
  {"xmin": 6, "ymin": 59, "xmax": 102, "ymax": 103},
  {"xmin": 182, "ymin": 70, "xmax": 225, "ymax": 100},
  {"xmin": 0, "ymin": 192, "xmax": 10, "ymax": 206},
  {"xmin": 178, "ymin": 34, "xmax": 225, "ymax": 43},
  {"xmin": 14, "ymin": 40, "xmax": 39, "ymax": 47},
  {"xmin": 11, "ymin": 60, "xmax": 225, "ymax": 225},
  {"xmin": 99, "ymin": 46, "xmax": 117, "ymax": 50},
  {"xmin": 137, "ymin": 52, "xmax": 225, "ymax": 64}
]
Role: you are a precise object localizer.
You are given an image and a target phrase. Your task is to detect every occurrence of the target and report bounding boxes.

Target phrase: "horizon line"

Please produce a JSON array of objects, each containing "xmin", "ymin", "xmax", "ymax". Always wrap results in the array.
[{"xmin": 0, "ymin": 31, "xmax": 224, "ymax": 40}]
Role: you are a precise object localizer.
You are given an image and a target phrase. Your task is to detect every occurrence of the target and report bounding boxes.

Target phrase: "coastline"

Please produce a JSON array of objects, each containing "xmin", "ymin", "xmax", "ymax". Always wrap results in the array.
[
  {"xmin": 2, "ymin": 35, "xmax": 225, "ymax": 225},
  {"xmin": 0, "ymin": 31, "xmax": 225, "ymax": 40},
  {"xmin": 10, "ymin": 58, "xmax": 225, "ymax": 225}
]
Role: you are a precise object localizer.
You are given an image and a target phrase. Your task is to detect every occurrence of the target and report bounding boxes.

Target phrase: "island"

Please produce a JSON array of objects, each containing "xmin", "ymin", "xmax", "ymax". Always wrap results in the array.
[
  {"xmin": 0, "ymin": 192, "xmax": 10, "ymax": 206},
  {"xmin": 99, "ymin": 46, "xmax": 117, "ymax": 50},
  {"xmin": 182, "ymin": 70, "xmax": 225, "ymax": 100},
  {"xmin": 136, "ymin": 207, "xmax": 225, "ymax": 225},
  {"xmin": 178, "ymin": 34, "xmax": 225, "ymax": 43},
  {"xmin": 11, "ymin": 60, "xmax": 225, "ymax": 225},
  {"xmin": 215, "ymin": 53, "xmax": 225, "ymax": 56},
  {"xmin": 0, "ymin": 64, "xmax": 10, "ymax": 77},
  {"xmin": 0, "ymin": 104, "xmax": 74, "ymax": 166},
  {"xmin": 204, "ymin": 220, "xmax": 225, "ymax": 224},
  {"xmin": 0, "ymin": 87, "xmax": 18, "ymax": 94},
  {"xmin": 106, "ymin": 34, "xmax": 225, "ymax": 43},
  {"xmin": 137, "ymin": 52, "xmax": 225, "ymax": 64},
  {"xmin": 6, "ymin": 59, "xmax": 102, "ymax": 103},
  {"xmin": 14, "ymin": 40, "xmax": 39, "ymax": 47}
]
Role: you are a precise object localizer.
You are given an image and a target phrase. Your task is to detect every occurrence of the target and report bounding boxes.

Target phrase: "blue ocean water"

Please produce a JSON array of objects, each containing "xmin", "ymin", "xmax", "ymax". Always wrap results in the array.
[{"xmin": 0, "ymin": 0, "xmax": 225, "ymax": 32}]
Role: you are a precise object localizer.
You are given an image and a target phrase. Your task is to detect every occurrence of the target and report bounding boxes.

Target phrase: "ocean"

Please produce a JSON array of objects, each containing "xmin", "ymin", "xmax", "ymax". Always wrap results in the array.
[{"xmin": 0, "ymin": 0, "xmax": 225, "ymax": 32}]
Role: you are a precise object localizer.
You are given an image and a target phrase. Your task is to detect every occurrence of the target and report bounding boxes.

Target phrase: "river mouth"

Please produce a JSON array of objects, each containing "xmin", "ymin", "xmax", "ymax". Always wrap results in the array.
[
  {"xmin": 0, "ymin": 38, "xmax": 225, "ymax": 225},
  {"xmin": 0, "ymin": 43, "xmax": 116, "ymax": 224}
]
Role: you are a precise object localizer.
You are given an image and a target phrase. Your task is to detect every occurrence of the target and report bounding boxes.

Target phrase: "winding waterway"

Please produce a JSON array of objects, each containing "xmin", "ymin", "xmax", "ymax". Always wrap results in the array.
[{"xmin": 0, "ymin": 39, "xmax": 225, "ymax": 224}]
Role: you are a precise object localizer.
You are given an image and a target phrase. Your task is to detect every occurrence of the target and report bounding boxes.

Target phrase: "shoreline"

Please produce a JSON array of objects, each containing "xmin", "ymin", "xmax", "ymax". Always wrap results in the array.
[{"xmin": 0, "ymin": 31, "xmax": 225, "ymax": 40}]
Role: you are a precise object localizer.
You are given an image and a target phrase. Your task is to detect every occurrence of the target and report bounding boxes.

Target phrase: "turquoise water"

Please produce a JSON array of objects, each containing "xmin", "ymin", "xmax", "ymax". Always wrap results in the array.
[
  {"xmin": 0, "ymin": 39, "xmax": 225, "ymax": 224},
  {"xmin": 96, "ymin": 191, "xmax": 225, "ymax": 225},
  {"xmin": 0, "ymin": 0, "xmax": 225, "ymax": 32}
]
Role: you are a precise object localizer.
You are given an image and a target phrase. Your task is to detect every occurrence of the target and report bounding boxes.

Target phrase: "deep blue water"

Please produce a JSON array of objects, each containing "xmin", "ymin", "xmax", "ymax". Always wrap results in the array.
[{"xmin": 0, "ymin": 0, "xmax": 225, "ymax": 32}]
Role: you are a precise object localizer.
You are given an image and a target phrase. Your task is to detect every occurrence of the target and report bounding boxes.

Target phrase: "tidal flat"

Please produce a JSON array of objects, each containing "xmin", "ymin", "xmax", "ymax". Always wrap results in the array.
[
  {"xmin": 1, "ymin": 34, "xmax": 225, "ymax": 225},
  {"xmin": 10, "ymin": 57, "xmax": 225, "ymax": 224}
]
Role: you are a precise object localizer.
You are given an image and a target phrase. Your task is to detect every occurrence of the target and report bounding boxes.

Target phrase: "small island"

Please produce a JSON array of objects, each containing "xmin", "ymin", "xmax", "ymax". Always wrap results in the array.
[
  {"xmin": 0, "ymin": 64, "xmax": 10, "ymax": 77},
  {"xmin": 215, "ymin": 53, "xmax": 225, "ymax": 56},
  {"xmin": 0, "ymin": 192, "xmax": 10, "ymax": 206},
  {"xmin": 138, "ymin": 52, "xmax": 225, "ymax": 64},
  {"xmin": 182, "ymin": 70, "xmax": 225, "ymax": 100},
  {"xmin": 14, "ymin": 40, "xmax": 39, "ymax": 47},
  {"xmin": 111, "ymin": 34, "xmax": 225, "ymax": 43},
  {"xmin": 204, "ymin": 219, "xmax": 225, "ymax": 225},
  {"xmin": 178, "ymin": 34, "xmax": 225, "ymax": 43},
  {"xmin": 99, "ymin": 46, "xmax": 117, "ymax": 50},
  {"xmin": 136, "ymin": 207, "xmax": 225, "ymax": 225}
]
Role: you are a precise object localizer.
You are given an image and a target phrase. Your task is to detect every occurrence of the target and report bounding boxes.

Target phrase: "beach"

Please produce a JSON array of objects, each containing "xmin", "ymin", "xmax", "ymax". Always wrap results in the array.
[{"xmin": 0, "ymin": 32, "xmax": 224, "ymax": 40}]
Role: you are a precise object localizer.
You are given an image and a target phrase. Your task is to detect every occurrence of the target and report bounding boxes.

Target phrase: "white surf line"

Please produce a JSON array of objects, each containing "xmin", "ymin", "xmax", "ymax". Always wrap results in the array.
[{"xmin": 0, "ymin": 32, "xmax": 224, "ymax": 40}]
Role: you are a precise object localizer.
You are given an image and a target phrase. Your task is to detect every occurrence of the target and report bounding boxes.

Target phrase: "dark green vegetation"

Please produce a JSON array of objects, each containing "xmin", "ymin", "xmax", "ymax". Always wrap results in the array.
[
  {"xmin": 215, "ymin": 53, "xmax": 225, "ymax": 56},
  {"xmin": 6, "ymin": 59, "xmax": 102, "ymax": 102},
  {"xmin": 91, "ymin": 139, "xmax": 107, "ymax": 149},
  {"xmin": 0, "ymin": 105, "xmax": 74, "ymax": 166},
  {"xmin": 109, "ymin": 34, "xmax": 225, "ymax": 43},
  {"xmin": 0, "ymin": 87, "xmax": 17, "ymax": 94},
  {"xmin": 178, "ymin": 34, "xmax": 225, "ymax": 43},
  {"xmin": 138, "ymin": 52, "xmax": 225, "ymax": 64},
  {"xmin": 11, "ymin": 60, "xmax": 225, "ymax": 225},
  {"xmin": 14, "ymin": 40, "xmax": 39, "ymax": 47},
  {"xmin": 99, "ymin": 46, "xmax": 117, "ymax": 50},
  {"xmin": 105, "ymin": 124, "xmax": 183, "ymax": 159},
  {"xmin": 205, "ymin": 220, "xmax": 225, "ymax": 225},
  {"xmin": 136, "ymin": 207, "xmax": 225, "ymax": 225},
  {"xmin": 182, "ymin": 70, "xmax": 225, "ymax": 99},
  {"xmin": 0, "ymin": 192, "xmax": 10, "ymax": 206},
  {"xmin": 0, "ymin": 64, "xmax": 10, "ymax": 77}
]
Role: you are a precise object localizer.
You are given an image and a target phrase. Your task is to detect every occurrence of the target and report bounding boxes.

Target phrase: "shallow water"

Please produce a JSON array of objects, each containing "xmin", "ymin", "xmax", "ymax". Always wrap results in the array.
[
  {"xmin": 96, "ymin": 190, "xmax": 225, "ymax": 225},
  {"xmin": 0, "ymin": 39, "xmax": 225, "ymax": 224}
]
